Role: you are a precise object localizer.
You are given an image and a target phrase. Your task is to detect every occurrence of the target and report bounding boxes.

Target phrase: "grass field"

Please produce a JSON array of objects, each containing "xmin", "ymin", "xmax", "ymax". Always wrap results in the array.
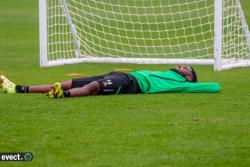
[{"xmin": 0, "ymin": 0, "xmax": 250, "ymax": 167}]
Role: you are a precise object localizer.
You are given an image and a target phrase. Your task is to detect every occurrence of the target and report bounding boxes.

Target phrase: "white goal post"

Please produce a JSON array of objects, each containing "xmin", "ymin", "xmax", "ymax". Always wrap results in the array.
[{"xmin": 39, "ymin": 0, "xmax": 250, "ymax": 71}]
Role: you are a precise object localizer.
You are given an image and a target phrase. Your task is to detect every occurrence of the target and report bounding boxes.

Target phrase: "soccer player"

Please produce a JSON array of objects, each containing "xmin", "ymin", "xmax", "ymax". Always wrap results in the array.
[{"xmin": 0, "ymin": 65, "xmax": 221, "ymax": 98}]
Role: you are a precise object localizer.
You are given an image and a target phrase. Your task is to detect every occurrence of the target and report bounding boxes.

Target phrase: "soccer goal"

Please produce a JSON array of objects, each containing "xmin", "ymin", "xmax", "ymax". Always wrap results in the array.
[{"xmin": 39, "ymin": 0, "xmax": 250, "ymax": 70}]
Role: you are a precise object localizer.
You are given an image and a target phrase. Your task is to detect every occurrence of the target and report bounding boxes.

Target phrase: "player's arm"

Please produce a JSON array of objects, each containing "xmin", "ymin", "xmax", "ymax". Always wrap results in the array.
[
  {"xmin": 180, "ymin": 82, "xmax": 222, "ymax": 93},
  {"xmin": 147, "ymin": 81, "xmax": 221, "ymax": 94}
]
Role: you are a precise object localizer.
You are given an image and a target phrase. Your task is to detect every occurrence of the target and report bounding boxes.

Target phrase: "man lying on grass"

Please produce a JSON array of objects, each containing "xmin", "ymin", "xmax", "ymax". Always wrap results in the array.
[{"xmin": 0, "ymin": 65, "xmax": 221, "ymax": 98}]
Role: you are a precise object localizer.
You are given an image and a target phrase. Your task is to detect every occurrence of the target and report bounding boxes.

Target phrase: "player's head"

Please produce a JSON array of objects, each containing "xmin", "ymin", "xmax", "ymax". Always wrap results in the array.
[{"xmin": 173, "ymin": 65, "xmax": 197, "ymax": 82}]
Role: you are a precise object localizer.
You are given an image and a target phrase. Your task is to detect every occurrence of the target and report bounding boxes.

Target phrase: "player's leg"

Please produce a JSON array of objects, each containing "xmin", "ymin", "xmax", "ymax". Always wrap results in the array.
[
  {"xmin": 62, "ymin": 72, "xmax": 131, "ymax": 98},
  {"xmin": 48, "ymin": 72, "xmax": 140, "ymax": 98},
  {"xmin": 1, "ymin": 74, "xmax": 105, "ymax": 94},
  {"xmin": 64, "ymin": 81, "xmax": 101, "ymax": 97},
  {"xmin": 47, "ymin": 75, "xmax": 106, "ymax": 98},
  {"xmin": 20, "ymin": 75, "xmax": 105, "ymax": 93},
  {"xmin": 26, "ymin": 80, "xmax": 72, "ymax": 93},
  {"xmin": 0, "ymin": 75, "xmax": 73, "ymax": 93},
  {"xmin": 70, "ymin": 75, "xmax": 105, "ymax": 89}
]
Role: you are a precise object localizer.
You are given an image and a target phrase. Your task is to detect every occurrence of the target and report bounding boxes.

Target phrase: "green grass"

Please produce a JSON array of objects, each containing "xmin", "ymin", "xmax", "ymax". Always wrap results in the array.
[{"xmin": 0, "ymin": 0, "xmax": 250, "ymax": 167}]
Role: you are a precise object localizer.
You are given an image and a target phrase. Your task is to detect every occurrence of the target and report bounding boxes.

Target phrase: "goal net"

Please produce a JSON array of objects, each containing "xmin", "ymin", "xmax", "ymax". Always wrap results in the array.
[{"xmin": 39, "ymin": 0, "xmax": 250, "ymax": 70}]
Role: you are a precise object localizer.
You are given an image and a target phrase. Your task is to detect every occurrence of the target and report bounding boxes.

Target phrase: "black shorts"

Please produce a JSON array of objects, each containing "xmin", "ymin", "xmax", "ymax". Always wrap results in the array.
[{"xmin": 71, "ymin": 72, "xmax": 141, "ymax": 95}]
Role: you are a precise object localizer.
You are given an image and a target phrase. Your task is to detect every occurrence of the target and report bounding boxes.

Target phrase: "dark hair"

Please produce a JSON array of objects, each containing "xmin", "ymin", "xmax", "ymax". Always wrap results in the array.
[{"xmin": 190, "ymin": 67, "xmax": 197, "ymax": 82}]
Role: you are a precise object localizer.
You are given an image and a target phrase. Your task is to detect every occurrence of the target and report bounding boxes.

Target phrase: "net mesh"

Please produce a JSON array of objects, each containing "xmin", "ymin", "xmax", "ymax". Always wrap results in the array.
[{"xmin": 222, "ymin": 0, "xmax": 250, "ymax": 65}]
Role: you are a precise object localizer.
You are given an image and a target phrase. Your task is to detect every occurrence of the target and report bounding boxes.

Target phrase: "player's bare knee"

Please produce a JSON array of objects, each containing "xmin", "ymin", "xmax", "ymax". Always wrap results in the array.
[{"xmin": 87, "ymin": 81, "xmax": 100, "ymax": 95}]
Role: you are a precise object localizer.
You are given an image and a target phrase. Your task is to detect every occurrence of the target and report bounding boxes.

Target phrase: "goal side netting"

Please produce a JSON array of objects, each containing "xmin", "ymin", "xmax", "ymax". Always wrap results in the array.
[{"xmin": 39, "ymin": 0, "xmax": 250, "ymax": 70}]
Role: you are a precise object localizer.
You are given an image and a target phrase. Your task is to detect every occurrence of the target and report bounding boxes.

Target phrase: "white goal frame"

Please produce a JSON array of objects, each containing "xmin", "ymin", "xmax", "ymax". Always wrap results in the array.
[{"xmin": 39, "ymin": 0, "xmax": 250, "ymax": 71}]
